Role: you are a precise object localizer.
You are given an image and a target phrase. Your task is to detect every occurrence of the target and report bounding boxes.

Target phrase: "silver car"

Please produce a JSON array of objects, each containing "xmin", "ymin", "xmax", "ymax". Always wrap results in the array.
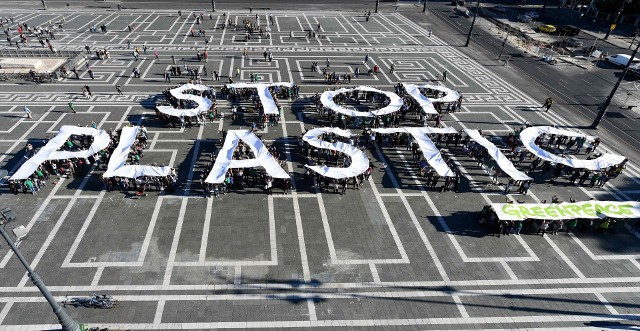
[
  {"xmin": 565, "ymin": 37, "xmax": 583, "ymax": 47},
  {"xmin": 517, "ymin": 15, "xmax": 532, "ymax": 23}
]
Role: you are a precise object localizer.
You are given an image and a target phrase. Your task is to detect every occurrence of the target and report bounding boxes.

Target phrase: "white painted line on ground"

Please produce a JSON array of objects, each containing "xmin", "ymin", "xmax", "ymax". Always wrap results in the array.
[{"xmin": 153, "ymin": 300, "xmax": 165, "ymax": 324}]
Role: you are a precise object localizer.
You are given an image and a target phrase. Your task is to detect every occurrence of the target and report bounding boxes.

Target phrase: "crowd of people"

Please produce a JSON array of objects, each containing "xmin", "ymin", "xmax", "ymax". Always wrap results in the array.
[
  {"xmin": 7, "ymin": 131, "xmax": 96, "ymax": 195},
  {"xmin": 155, "ymin": 85, "xmax": 217, "ymax": 128},
  {"xmin": 199, "ymin": 130, "xmax": 290, "ymax": 197},
  {"xmin": 479, "ymin": 203, "xmax": 639, "ymax": 238},
  {"xmin": 101, "ymin": 125, "xmax": 178, "ymax": 196},
  {"xmin": 3, "ymin": 16, "xmax": 63, "ymax": 51}
]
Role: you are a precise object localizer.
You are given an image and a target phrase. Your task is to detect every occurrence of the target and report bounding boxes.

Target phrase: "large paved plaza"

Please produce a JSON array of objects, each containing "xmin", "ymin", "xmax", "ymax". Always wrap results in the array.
[{"xmin": 0, "ymin": 6, "xmax": 640, "ymax": 330}]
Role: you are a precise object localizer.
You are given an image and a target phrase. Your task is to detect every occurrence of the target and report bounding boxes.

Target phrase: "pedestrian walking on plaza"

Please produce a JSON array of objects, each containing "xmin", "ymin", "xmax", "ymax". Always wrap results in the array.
[
  {"xmin": 214, "ymin": 70, "xmax": 220, "ymax": 80},
  {"xmin": 154, "ymin": 50, "xmax": 159, "ymax": 61},
  {"xmin": 83, "ymin": 84, "xmax": 92, "ymax": 97},
  {"xmin": 442, "ymin": 70, "xmax": 447, "ymax": 82},
  {"xmin": 235, "ymin": 67, "xmax": 240, "ymax": 77},
  {"xmin": 171, "ymin": 55, "xmax": 176, "ymax": 65},
  {"xmin": 541, "ymin": 97, "xmax": 553, "ymax": 112},
  {"xmin": 164, "ymin": 71, "xmax": 171, "ymax": 82},
  {"xmin": 390, "ymin": 63, "xmax": 395, "ymax": 74},
  {"xmin": 88, "ymin": 68, "xmax": 94, "ymax": 79},
  {"xmin": 116, "ymin": 84, "xmax": 123, "ymax": 95},
  {"xmin": 68, "ymin": 99, "xmax": 76, "ymax": 113},
  {"xmin": 364, "ymin": 53, "xmax": 369, "ymax": 63},
  {"xmin": 72, "ymin": 66, "xmax": 79, "ymax": 79},
  {"xmin": 23, "ymin": 105, "xmax": 32, "ymax": 118}
]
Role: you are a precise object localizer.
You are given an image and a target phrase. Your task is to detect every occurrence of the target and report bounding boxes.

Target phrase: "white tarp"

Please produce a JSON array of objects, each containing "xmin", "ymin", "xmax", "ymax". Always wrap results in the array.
[
  {"xmin": 226, "ymin": 82, "xmax": 292, "ymax": 115},
  {"xmin": 103, "ymin": 126, "xmax": 171, "ymax": 178},
  {"xmin": 320, "ymin": 86, "xmax": 403, "ymax": 117},
  {"xmin": 11, "ymin": 126, "xmax": 111, "ymax": 180},
  {"xmin": 401, "ymin": 83, "xmax": 437, "ymax": 114},
  {"xmin": 492, "ymin": 201, "xmax": 640, "ymax": 221},
  {"xmin": 205, "ymin": 130, "xmax": 289, "ymax": 183},
  {"xmin": 373, "ymin": 127, "xmax": 457, "ymax": 177},
  {"xmin": 303, "ymin": 127, "xmax": 370, "ymax": 179},
  {"xmin": 156, "ymin": 83, "xmax": 213, "ymax": 117},
  {"xmin": 466, "ymin": 129, "xmax": 532, "ymax": 181},
  {"xmin": 413, "ymin": 84, "xmax": 460, "ymax": 103},
  {"xmin": 519, "ymin": 126, "xmax": 627, "ymax": 170}
]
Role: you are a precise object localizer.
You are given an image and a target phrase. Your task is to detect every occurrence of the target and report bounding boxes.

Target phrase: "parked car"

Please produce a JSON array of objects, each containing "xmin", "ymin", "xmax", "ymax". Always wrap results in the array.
[
  {"xmin": 517, "ymin": 15, "xmax": 532, "ymax": 23},
  {"xmin": 524, "ymin": 11, "xmax": 539, "ymax": 19},
  {"xmin": 565, "ymin": 37, "xmax": 583, "ymax": 47},
  {"xmin": 494, "ymin": 6, "xmax": 507, "ymax": 13},
  {"xmin": 556, "ymin": 25, "xmax": 581, "ymax": 36},
  {"xmin": 628, "ymin": 64, "xmax": 640, "ymax": 79},
  {"xmin": 538, "ymin": 24, "xmax": 556, "ymax": 33},
  {"xmin": 606, "ymin": 54, "xmax": 640, "ymax": 67}
]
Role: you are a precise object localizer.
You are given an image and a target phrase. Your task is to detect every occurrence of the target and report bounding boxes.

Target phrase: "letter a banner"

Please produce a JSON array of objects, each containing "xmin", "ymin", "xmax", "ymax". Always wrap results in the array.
[{"xmin": 492, "ymin": 201, "xmax": 640, "ymax": 221}]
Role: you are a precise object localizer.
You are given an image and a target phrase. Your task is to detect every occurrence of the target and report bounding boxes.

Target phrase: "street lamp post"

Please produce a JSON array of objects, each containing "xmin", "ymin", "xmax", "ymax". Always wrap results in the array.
[
  {"xmin": 604, "ymin": 0, "xmax": 632, "ymax": 40},
  {"xmin": 630, "ymin": 29, "xmax": 639, "ymax": 49},
  {"xmin": 464, "ymin": 0, "xmax": 481, "ymax": 47},
  {"xmin": 590, "ymin": 39, "xmax": 640, "ymax": 129},
  {"xmin": 0, "ymin": 208, "xmax": 81, "ymax": 331}
]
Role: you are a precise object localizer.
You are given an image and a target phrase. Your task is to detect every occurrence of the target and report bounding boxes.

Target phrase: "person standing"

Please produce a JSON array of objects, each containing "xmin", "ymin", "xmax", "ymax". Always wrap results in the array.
[
  {"xmin": 68, "ymin": 99, "xmax": 76, "ymax": 113},
  {"xmin": 542, "ymin": 97, "xmax": 553, "ymax": 112},
  {"xmin": 87, "ymin": 68, "xmax": 94, "ymax": 79},
  {"xmin": 171, "ymin": 55, "xmax": 176, "ymax": 65},
  {"xmin": 23, "ymin": 105, "xmax": 32, "ymax": 118},
  {"xmin": 538, "ymin": 220, "xmax": 549, "ymax": 236},
  {"xmin": 84, "ymin": 84, "xmax": 92, "ymax": 97},
  {"xmin": 154, "ymin": 49, "xmax": 159, "ymax": 61},
  {"xmin": 364, "ymin": 53, "xmax": 369, "ymax": 63},
  {"xmin": 116, "ymin": 84, "xmax": 123, "ymax": 95},
  {"xmin": 442, "ymin": 70, "xmax": 447, "ymax": 82},
  {"xmin": 390, "ymin": 63, "xmax": 395, "ymax": 74}
]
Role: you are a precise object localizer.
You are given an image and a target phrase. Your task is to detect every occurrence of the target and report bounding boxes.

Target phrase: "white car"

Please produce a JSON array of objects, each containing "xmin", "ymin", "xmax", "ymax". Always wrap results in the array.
[
  {"xmin": 525, "ymin": 11, "xmax": 539, "ymax": 19},
  {"xmin": 606, "ymin": 54, "xmax": 640, "ymax": 67}
]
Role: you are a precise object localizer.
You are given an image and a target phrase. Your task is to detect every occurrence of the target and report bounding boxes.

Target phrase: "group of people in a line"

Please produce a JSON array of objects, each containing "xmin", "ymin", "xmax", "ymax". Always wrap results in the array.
[{"xmin": 479, "ymin": 203, "xmax": 638, "ymax": 238}]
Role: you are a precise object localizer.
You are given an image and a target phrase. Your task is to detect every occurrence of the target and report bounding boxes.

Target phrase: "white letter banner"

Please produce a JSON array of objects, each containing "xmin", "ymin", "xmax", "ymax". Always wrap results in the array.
[
  {"xmin": 205, "ymin": 130, "xmax": 289, "ymax": 183},
  {"xmin": 401, "ymin": 83, "xmax": 437, "ymax": 114},
  {"xmin": 492, "ymin": 201, "xmax": 640, "ymax": 221},
  {"xmin": 303, "ymin": 127, "xmax": 370, "ymax": 179},
  {"xmin": 226, "ymin": 82, "xmax": 292, "ymax": 115},
  {"xmin": 519, "ymin": 126, "xmax": 627, "ymax": 171},
  {"xmin": 320, "ymin": 86, "xmax": 402, "ymax": 117},
  {"xmin": 373, "ymin": 127, "xmax": 456, "ymax": 177},
  {"xmin": 156, "ymin": 83, "xmax": 213, "ymax": 117},
  {"xmin": 103, "ymin": 126, "xmax": 171, "ymax": 178},
  {"xmin": 405, "ymin": 83, "xmax": 460, "ymax": 103},
  {"xmin": 11, "ymin": 126, "xmax": 111, "ymax": 180},
  {"xmin": 466, "ymin": 129, "xmax": 532, "ymax": 181}
]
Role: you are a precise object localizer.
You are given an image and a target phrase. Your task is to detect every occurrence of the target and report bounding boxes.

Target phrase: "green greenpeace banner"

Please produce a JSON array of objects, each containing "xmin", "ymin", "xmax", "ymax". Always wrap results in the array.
[{"xmin": 492, "ymin": 201, "xmax": 640, "ymax": 221}]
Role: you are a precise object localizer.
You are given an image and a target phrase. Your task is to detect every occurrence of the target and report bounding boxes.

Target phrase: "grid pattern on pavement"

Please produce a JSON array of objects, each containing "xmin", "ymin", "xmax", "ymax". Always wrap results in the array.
[{"xmin": 0, "ymin": 9, "xmax": 639, "ymax": 330}]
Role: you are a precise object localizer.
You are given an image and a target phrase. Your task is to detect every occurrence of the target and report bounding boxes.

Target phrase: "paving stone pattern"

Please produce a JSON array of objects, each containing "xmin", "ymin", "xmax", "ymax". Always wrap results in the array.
[{"xmin": 0, "ymin": 9, "xmax": 639, "ymax": 330}]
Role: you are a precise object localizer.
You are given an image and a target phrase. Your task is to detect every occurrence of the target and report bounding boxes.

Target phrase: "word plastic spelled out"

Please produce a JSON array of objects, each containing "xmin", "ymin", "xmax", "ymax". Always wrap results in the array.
[{"xmin": 11, "ymin": 84, "xmax": 627, "ymax": 185}]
